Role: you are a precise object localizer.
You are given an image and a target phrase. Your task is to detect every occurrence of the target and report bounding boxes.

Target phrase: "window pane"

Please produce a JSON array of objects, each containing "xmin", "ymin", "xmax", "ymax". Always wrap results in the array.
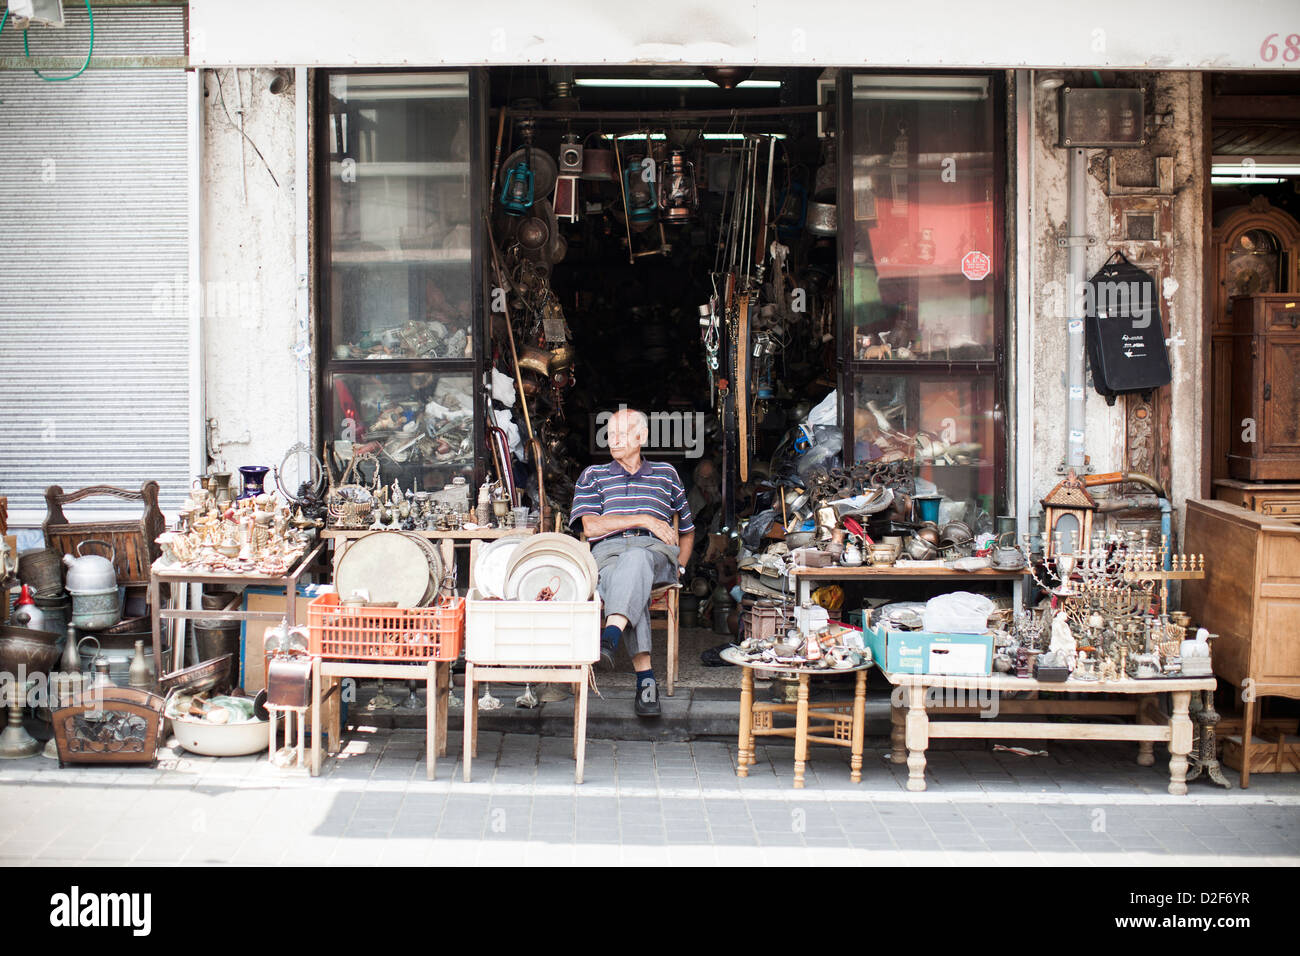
[
  {"xmin": 328, "ymin": 371, "xmax": 475, "ymax": 492},
  {"xmin": 849, "ymin": 76, "xmax": 996, "ymax": 361},
  {"xmin": 328, "ymin": 73, "xmax": 473, "ymax": 360},
  {"xmin": 853, "ymin": 372, "xmax": 996, "ymax": 521}
]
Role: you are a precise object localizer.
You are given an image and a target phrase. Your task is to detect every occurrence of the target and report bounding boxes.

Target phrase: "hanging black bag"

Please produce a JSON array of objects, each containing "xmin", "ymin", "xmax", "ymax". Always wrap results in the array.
[{"xmin": 1083, "ymin": 252, "xmax": 1172, "ymax": 405}]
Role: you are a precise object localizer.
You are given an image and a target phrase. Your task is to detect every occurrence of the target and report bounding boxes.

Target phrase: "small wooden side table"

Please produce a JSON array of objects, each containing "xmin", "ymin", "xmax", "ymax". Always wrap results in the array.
[
  {"xmin": 463, "ymin": 662, "xmax": 590, "ymax": 784},
  {"xmin": 720, "ymin": 646, "xmax": 870, "ymax": 789}
]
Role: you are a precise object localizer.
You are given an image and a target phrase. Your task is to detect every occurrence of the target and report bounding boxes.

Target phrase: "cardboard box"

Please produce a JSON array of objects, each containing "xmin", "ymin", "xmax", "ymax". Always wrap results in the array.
[
  {"xmin": 865, "ymin": 624, "xmax": 993, "ymax": 676},
  {"xmin": 240, "ymin": 585, "xmax": 324, "ymax": 694}
]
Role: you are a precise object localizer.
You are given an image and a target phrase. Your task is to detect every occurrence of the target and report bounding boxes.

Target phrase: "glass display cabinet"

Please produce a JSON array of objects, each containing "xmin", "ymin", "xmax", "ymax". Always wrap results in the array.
[
  {"xmin": 318, "ymin": 71, "xmax": 486, "ymax": 493},
  {"xmin": 841, "ymin": 73, "xmax": 1006, "ymax": 521}
]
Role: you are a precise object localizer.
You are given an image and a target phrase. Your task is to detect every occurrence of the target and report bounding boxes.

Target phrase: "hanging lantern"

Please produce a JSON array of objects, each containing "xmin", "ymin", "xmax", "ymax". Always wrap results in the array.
[
  {"xmin": 623, "ymin": 155, "xmax": 658, "ymax": 224},
  {"xmin": 657, "ymin": 149, "xmax": 698, "ymax": 223},
  {"xmin": 500, "ymin": 151, "xmax": 536, "ymax": 216},
  {"xmin": 1040, "ymin": 469, "xmax": 1097, "ymax": 557}
]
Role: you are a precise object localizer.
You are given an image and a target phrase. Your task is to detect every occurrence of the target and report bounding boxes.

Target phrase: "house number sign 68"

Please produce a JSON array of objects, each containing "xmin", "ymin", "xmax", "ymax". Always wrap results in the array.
[{"xmin": 1259, "ymin": 34, "xmax": 1300, "ymax": 63}]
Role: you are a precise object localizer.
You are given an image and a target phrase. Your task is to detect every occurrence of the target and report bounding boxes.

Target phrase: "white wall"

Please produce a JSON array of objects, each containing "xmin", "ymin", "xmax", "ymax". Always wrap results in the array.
[
  {"xmin": 199, "ymin": 68, "xmax": 308, "ymax": 486},
  {"xmin": 1026, "ymin": 71, "xmax": 1204, "ymax": 520}
]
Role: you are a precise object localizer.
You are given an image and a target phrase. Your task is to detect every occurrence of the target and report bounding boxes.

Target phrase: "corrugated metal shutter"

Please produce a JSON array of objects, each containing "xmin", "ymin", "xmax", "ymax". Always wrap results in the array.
[{"xmin": 0, "ymin": 7, "xmax": 189, "ymax": 523}]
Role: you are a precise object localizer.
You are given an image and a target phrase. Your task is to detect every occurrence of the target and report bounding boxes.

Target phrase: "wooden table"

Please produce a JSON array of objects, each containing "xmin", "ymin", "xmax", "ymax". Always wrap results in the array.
[
  {"xmin": 148, "ymin": 543, "xmax": 325, "ymax": 677},
  {"xmin": 789, "ymin": 564, "xmax": 1023, "ymax": 605},
  {"xmin": 883, "ymin": 670, "xmax": 1218, "ymax": 795},
  {"xmin": 721, "ymin": 646, "xmax": 871, "ymax": 789}
]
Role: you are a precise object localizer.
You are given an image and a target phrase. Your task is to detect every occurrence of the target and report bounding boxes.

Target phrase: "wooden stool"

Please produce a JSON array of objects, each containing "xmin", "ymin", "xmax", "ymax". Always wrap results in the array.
[
  {"xmin": 311, "ymin": 658, "xmax": 448, "ymax": 779},
  {"xmin": 463, "ymin": 662, "xmax": 590, "ymax": 783}
]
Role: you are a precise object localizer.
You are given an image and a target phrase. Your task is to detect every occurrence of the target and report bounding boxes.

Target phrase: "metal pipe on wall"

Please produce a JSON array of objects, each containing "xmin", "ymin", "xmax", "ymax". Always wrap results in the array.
[
  {"xmin": 1066, "ymin": 146, "xmax": 1088, "ymax": 472},
  {"xmin": 1013, "ymin": 69, "xmax": 1033, "ymax": 612}
]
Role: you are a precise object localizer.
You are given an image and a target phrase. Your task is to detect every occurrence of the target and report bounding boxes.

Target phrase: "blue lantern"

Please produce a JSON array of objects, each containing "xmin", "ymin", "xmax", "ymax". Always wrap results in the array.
[
  {"xmin": 500, "ymin": 156, "xmax": 535, "ymax": 216},
  {"xmin": 623, "ymin": 156, "xmax": 658, "ymax": 224}
]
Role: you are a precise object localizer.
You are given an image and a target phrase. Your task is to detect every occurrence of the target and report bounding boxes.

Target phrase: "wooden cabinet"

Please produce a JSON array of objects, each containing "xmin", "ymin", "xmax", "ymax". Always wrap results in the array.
[
  {"xmin": 1182, "ymin": 499, "xmax": 1300, "ymax": 786},
  {"xmin": 1214, "ymin": 479, "xmax": 1300, "ymax": 523},
  {"xmin": 1209, "ymin": 198, "xmax": 1300, "ymax": 481},
  {"xmin": 1229, "ymin": 294, "xmax": 1300, "ymax": 480}
]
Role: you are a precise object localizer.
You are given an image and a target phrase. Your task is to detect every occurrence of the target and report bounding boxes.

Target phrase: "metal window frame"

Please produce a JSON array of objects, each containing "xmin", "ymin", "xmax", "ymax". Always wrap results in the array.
[{"xmin": 313, "ymin": 66, "xmax": 489, "ymax": 490}]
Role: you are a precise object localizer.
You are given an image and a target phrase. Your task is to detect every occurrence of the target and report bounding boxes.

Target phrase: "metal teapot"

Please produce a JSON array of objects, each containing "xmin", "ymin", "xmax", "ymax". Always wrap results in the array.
[
  {"xmin": 63, "ymin": 540, "xmax": 117, "ymax": 592},
  {"xmin": 62, "ymin": 541, "xmax": 121, "ymax": 631},
  {"xmin": 990, "ymin": 532, "xmax": 1026, "ymax": 570}
]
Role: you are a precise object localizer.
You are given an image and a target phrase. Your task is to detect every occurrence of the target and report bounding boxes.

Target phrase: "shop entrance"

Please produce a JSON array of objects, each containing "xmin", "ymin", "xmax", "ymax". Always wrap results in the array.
[{"xmin": 486, "ymin": 67, "xmax": 838, "ymax": 543}]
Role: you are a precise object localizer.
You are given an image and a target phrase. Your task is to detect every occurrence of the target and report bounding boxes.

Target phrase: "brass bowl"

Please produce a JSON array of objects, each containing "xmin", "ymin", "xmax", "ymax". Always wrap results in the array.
[
  {"xmin": 160, "ymin": 654, "xmax": 233, "ymax": 698},
  {"xmin": 0, "ymin": 626, "xmax": 61, "ymax": 678}
]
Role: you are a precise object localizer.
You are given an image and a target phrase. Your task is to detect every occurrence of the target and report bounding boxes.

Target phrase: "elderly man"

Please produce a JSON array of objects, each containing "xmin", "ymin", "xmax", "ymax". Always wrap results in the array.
[{"xmin": 569, "ymin": 408, "xmax": 695, "ymax": 717}]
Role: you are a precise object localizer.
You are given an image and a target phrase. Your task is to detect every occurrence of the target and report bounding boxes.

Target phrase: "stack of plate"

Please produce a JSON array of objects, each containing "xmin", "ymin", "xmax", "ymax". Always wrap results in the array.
[{"xmin": 474, "ymin": 532, "xmax": 597, "ymax": 602}]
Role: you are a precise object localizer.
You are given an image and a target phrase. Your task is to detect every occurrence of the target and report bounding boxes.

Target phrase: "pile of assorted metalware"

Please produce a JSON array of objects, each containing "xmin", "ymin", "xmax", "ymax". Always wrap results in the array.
[{"xmin": 157, "ymin": 489, "xmax": 312, "ymax": 575}]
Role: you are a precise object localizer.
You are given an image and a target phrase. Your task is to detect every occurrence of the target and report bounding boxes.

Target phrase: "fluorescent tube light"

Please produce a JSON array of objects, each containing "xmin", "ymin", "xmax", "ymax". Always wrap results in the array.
[
  {"xmin": 1210, "ymin": 164, "xmax": 1300, "ymax": 176},
  {"xmin": 1211, "ymin": 176, "xmax": 1284, "ymax": 185},
  {"xmin": 575, "ymin": 78, "xmax": 781, "ymax": 89}
]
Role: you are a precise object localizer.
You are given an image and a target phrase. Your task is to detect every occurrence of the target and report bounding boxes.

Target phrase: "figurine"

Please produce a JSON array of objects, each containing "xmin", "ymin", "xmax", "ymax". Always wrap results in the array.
[{"xmin": 1049, "ymin": 614, "xmax": 1077, "ymax": 672}]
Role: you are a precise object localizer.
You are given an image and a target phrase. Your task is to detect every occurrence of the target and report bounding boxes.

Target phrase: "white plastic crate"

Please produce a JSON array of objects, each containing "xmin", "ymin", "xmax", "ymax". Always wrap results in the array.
[{"xmin": 465, "ymin": 588, "xmax": 600, "ymax": 664}]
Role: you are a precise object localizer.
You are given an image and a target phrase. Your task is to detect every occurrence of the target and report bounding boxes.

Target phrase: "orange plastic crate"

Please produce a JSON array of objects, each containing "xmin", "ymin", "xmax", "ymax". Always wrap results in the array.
[{"xmin": 308, "ymin": 592, "xmax": 465, "ymax": 662}]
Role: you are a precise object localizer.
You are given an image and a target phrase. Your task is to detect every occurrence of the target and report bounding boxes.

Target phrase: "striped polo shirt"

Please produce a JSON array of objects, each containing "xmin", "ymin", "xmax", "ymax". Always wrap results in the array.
[{"xmin": 568, "ymin": 459, "xmax": 695, "ymax": 543}]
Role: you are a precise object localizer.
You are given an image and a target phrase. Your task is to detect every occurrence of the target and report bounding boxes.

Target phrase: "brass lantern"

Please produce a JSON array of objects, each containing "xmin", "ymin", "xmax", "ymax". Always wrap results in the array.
[{"xmin": 1040, "ymin": 469, "xmax": 1097, "ymax": 557}]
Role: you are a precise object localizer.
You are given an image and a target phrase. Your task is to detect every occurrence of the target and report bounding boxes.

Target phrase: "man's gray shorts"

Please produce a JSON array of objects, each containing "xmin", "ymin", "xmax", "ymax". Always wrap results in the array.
[{"xmin": 590, "ymin": 536, "xmax": 679, "ymax": 657}]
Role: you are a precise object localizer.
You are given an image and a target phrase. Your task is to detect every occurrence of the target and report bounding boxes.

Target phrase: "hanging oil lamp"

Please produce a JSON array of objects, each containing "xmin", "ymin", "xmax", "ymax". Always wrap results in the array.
[
  {"xmin": 500, "ymin": 146, "xmax": 536, "ymax": 216},
  {"xmin": 657, "ymin": 149, "xmax": 698, "ymax": 223},
  {"xmin": 623, "ymin": 155, "xmax": 658, "ymax": 224}
]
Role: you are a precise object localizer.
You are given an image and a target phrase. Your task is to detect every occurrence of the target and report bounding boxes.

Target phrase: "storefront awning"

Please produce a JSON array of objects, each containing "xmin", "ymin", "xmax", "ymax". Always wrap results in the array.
[{"xmin": 190, "ymin": 0, "xmax": 1294, "ymax": 70}]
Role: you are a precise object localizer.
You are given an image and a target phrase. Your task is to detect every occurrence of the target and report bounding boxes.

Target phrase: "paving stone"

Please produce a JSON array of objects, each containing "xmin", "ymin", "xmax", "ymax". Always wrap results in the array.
[{"xmin": 1, "ymin": 731, "xmax": 1298, "ymax": 864}]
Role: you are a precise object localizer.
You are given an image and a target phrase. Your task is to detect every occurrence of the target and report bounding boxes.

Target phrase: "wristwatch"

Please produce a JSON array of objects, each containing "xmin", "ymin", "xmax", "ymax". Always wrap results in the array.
[{"xmin": 677, "ymin": 564, "xmax": 686, "ymax": 577}]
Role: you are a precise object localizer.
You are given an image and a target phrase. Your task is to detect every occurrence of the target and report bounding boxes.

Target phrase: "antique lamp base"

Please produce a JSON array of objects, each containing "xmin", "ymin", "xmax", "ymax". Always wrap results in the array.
[{"xmin": 0, "ymin": 683, "xmax": 40, "ymax": 759}]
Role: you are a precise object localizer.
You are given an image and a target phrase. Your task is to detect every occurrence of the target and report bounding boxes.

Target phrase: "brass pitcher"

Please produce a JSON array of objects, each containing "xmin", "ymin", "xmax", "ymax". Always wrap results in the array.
[{"xmin": 208, "ymin": 472, "xmax": 234, "ymax": 508}]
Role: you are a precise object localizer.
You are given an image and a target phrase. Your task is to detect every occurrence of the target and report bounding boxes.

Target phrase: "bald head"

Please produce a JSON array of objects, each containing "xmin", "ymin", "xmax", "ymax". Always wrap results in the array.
[{"xmin": 607, "ymin": 407, "xmax": 649, "ymax": 467}]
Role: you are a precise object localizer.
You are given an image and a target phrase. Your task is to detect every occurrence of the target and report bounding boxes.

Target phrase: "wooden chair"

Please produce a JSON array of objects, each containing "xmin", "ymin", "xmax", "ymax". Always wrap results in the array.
[
  {"xmin": 650, "ymin": 582, "xmax": 681, "ymax": 697},
  {"xmin": 579, "ymin": 515, "xmax": 681, "ymax": 696},
  {"xmin": 43, "ymin": 481, "xmax": 165, "ymax": 616}
]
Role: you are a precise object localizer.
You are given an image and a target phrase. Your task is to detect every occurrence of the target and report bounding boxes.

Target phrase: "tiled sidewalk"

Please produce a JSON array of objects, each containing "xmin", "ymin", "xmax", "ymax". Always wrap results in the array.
[{"xmin": 1, "ymin": 730, "xmax": 1297, "ymax": 866}]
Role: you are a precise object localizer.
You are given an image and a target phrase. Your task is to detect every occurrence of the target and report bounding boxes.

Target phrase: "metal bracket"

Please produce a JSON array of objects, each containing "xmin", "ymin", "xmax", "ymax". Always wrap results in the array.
[
  {"xmin": 1057, "ymin": 235, "xmax": 1097, "ymax": 248},
  {"xmin": 1056, "ymin": 459, "xmax": 1096, "ymax": 475}
]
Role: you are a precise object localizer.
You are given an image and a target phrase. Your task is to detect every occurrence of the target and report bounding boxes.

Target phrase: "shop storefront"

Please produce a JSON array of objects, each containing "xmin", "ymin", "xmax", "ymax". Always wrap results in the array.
[{"xmin": 2, "ymin": 0, "xmax": 1298, "ymax": 789}]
